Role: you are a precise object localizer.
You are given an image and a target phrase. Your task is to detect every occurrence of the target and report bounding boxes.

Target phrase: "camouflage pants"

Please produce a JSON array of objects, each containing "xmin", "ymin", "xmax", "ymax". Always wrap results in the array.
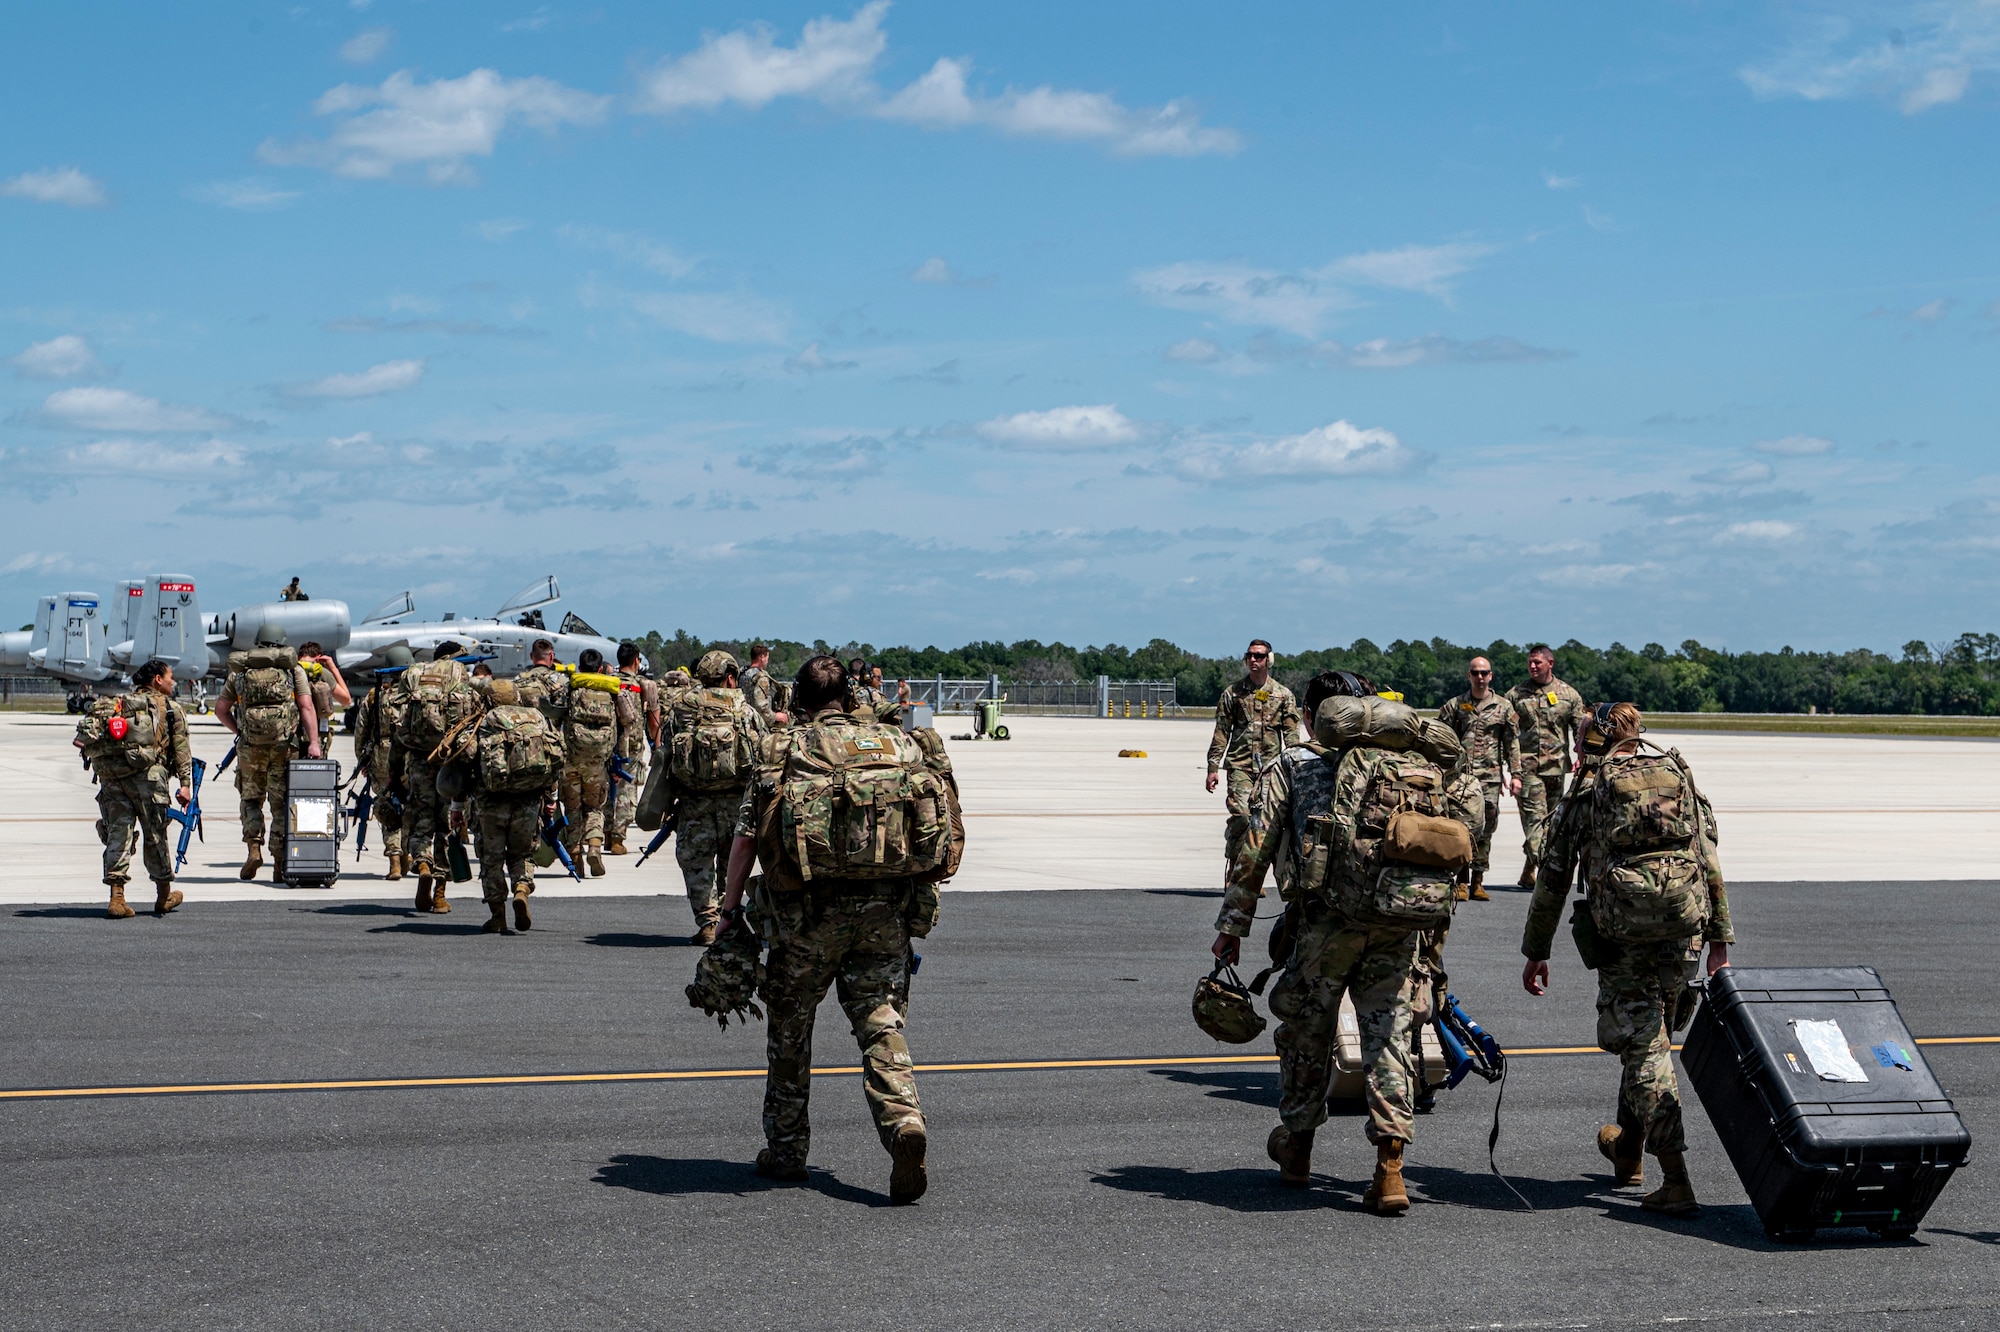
[
  {"xmin": 1267, "ymin": 902, "xmax": 1422, "ymax": 1144},
  {"xmin": 97, "ymin": 771, "xmax": 172, "ymax": 886},
  {"xmin": 1515, "ymin": 772, "xmax": 1566, "ymax": 868},
  {"xmin": 1470, "ymin": 790, "xmax": 1500, "ymax": 874},
  {"xmin": 1223, "ymin": 767, "xmax": 1268, "ymax": 888},
  {"xmin": 558, "ymin": 764, "xmax": 608, "ymax": 850},
  {"xmin": 402, "ymin": 758, "xmax": 448, "ymax": 872},
  {"xmin": 235, "ymin": 744, "xmax": 291, "ymax": 854},
  {"xmin": 1597, "ymin": 940, "xmax": 1701, "ymax": 1156},
  {"xmin": 365, "ymin": 752, "xmax": 403, "ymax": 859},
  {"xmin": 476, "ymin": 793, "xmax": 541, "ymax": 906},
  {"xmin": 605, "ymin": 742, "xmax": 645, "ymax": 842},
  {"xmin": 761, "ymin": 885, "xmax": 922, "ymax": 1163},
  {"xmin": 674, "ymin": 790, "xmax": 739, "ymax": 924}
]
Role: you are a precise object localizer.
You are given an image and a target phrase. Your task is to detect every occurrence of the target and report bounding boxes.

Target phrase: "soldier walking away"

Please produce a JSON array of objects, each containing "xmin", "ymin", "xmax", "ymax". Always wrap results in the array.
[
  {"xmin": 1521, "ymin": 702, "xmax": 1733, "ymax": 1216},
  {"xmin": 450, "ymin": 675, "xmax": 565, "ymax": 935},
  {"xmin": 297, "ymin": 641, "xmax": 352, "ymax": 755},
  {"xmin": 1506, "ymin": 644, "xmax": 1588, "ymax": 889},
  {"xmin": 714, "ymin": 654, "xmax": 957, "ymax": 1203},
  {"xmin": 1436, "ymin": 656, "xmax": 1522, "ymax": 901},
  {"xmin": 353, "ymin": 644, "xmax": 414, "ymax": 879},
  {"xmin": 396, "ymin": 640, "xmax": 478, "ymax": 912},
  {"xmin": 279, "ymin": 577, "xmax": 308, "ymax": 602},
  {"xmin": 216, "ymin": 626, "xmax": 321, "ymax": 884},
  {"xmin": 604, "ymin": 641, "xmax": 659, "ymax": 855},
  {"xmin": 740, "ymin": 644, "xmax": 787, "ymax": 729},
  {"xmin": 558, "ymin": 648, "xmax": 620, "ymax": 876},
  {"xmin": 74, "ymin": 659, "xmax": 195, "ymax": 918},
  {"xmin": 661, "ymin": 650, "xmax": 763, "ymax": 944},
  {"xmin": 1206, "ymin": 639, "xmax": 1303, "ymax": 885},
  {"xmin": 1213, "ymin": 677, "xmax": 1479, "ymax": 1212},
  {"xmin": 846, "ymin": 657, "xmax": 901, "ymax": 725}
]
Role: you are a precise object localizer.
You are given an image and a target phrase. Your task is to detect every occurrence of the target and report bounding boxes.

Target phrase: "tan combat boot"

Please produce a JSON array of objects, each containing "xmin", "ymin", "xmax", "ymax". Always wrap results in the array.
[
  {"xmin": 106, "ymin": 880, "xmax": 135, "ymax": 920},
  {"xmin": 691, "ymin": 916, "xmax": 719, "ymax": 947},
  {"xmin": 1468, "ymin": 872, "xmax": 1490, "ymax": 902},
  {"xmin": 239, "ymin": 844, "xmax": 263, "ymax": 880},
  {"xmin": 1518, "ymin": 862, "xmax": 1538, "ymax": 890},
  {"xmin": 606, "ymin": 839, "xmax": 628, "ymax": 855},
  {"xmin": 482, "ymin": 901, "xmax": 512, "ymax": 935},
  {"xmin": 586, "ymin": 841, "xmax": 606, "ymax": 877},
  {"xmin": 1266, "ymin": 1124, "xmax": 1314, "ymax": 1188},
  {"xmin": 153, "ymin": 881, "xmax": 184, "ymax": 916},
  {"xmin": 385, "ymin": 852, "xmax": 404, "ymax": 882},
  {"xmin": 1363, "ymin": 1140, "xmax": 1410, "ymax": 1215},
  {"xmin": 413, "ymin": 865, "xmax": 433, "ymax": 911},
  {"xmin": 512, "ymin": 891, "xmax": 531, "ymax": 932},
  {"xmin": 271, "ymin": 856, "xmax": 286, "ymax": 885},
  {"xmin": 1453, "ymin": 882, "xmax": 1470, "ymax": 902},
  {"xmin": 430, "ymin": 880, "xmax": 451, "ymax": 914},
  {"xmin": 1641, "ymin": 1151, "xmax": 1699, "ymax": 1216},
  {"xmin": 888, "ymin": 1121, "xmax": 929, "ymax": 1205},
  {"xmin": 1598, "ymin": 1125, "xmax": 1645, "ymax": 1187}
]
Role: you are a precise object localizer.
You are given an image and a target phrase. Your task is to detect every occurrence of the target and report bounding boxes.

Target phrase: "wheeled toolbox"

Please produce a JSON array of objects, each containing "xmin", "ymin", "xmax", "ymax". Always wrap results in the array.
[
  {"xmin": 284, "ymin": 758, "xmax": 342, "ymax": 888},
  {"xmin": 1682, "ymin": 965, "xmax": 1970, "ymax": 1242}
]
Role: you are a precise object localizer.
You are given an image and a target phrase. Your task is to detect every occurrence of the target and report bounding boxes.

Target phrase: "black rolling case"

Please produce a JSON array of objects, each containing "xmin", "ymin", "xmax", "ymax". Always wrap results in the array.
[
  {"xmin": 284, "ymin": 758, "xmax": 342, "ymax": 888},
  {"xmin": 1682, "ymin": 965, "xmax": 1970, "ymax": 1242}
]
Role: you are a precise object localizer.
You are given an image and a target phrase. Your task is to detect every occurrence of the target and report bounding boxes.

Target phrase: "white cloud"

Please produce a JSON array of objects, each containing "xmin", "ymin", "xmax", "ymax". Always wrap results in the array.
[
  {"xmin": 783, "ymin": 342, "xmax": 858, "ymax": 374},
  {"xmin": 1693, "ymin": 460, "xmax": 1776, "ymax": 486},
  {"xmin": 33, "ymin": 387, "xmax": 235, "ymax": 433},
  {"xmin": 473, "ymin": 216, "xmax": 530, "ymax": 242},
  {"xmin": 1543, "ymin": 170, "xmax": 1582, "ymax": 190},
  {"xmin": 1537, "ymin": 563, "xmax": 1645, "ymax": 588},
  {"xmin": 1910, "ymin": 297, "xmax": 1952, "ymax": 322},
  {"xmin": 54, "ymin": 437, "xmax": 247, "ymax": 476},
  {"xmin": 1323, "ymin": 242, "xmax": 1497, "ymax": 297},
  {"xmin": 0, "ymin": 550, "xmax": 72, "ymax": 576},
  {"xmin": 626, "ymin": 290, "xmax": 791, "ymax": 344},
  {"xmin": 1583, "ymin": 205, "xmax": 1618, "ymax": 232},
  {"xmin": 1721, "ymin": 520, "xmax": 1800, "ymax": 541},
  {"xmin": 11, "ymin": 335, "xmax": 107, "ymax": 381},
  {"xmin": 634, "ymin": 3, "xmax": 1239, "ymax": 157},
  {"xmin": 558, "ymin": 224, "xmax": 694, "ymax": 278},
  {"xmin": 1742, "ymin": 2, "xmax": 2000, "ymax": 114},
  {"xmin": 190, "ymin": 178, "xmax": 302, "ymax": 210},
  {"xmin": 286, "ymin": 358, "xmax": 426, "ymax": 399},
  {"xmin": 1, "ymin": 166, "xmax": 108, "ymax": 207},
  {"xmin": 1173, "ymin": 420, "xmax": 1427, "ymax": 482},
  {"xmin": 260, "ymin": 69, "xmax": 611, "ymax": 184},
  {"xmin": 340, "ymin": 27, "xmax": 392, "ymax": 63},
  {"xmin": 1751, "ymin": 433, "xmax": 1836, "ymax": 456},
  {"xmin": 978, "ymin": 404, "xmax": 1140, "ymax": 452},
  {"xmin": 1296, "ymin": 333, "xmax": 1570, "ymax": 369},
  {"xmin": 1165, "ymin": 338, "xmax": 1222, "ymax": 364},
  {"xmin": 502, "ymin": 9, "xmax": 556, "ymax": 34},
  {"xmin": 1135, "ymin": 242, "xmax": 1497, "ymax": 335}
]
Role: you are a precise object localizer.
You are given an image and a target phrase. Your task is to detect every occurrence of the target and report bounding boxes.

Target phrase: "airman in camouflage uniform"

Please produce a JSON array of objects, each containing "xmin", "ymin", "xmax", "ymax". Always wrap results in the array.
[
  {"xmin": 1205, "ymin": 640, "xmax": 1303, "ymax": 880},
  {"xmin": 717, "ymin": 654, "xmax": 938, "ymax": 1205},
  {"xmin": 297, "ymin": 641, "xmax": 352, "ymax": 757},
  {"xmin": 396, "ymin": 641, "xmax": 476, "ymax": 912},
  {"xmin": 604, "ymin": 641, "xmax": 659, "ymax": 855},
  {"xmin": 1522, "ymin": 702, "xmax": 1733, "ymax": 1216},
  {"xmin": 662, "ymin": 650, "xmax": 763, "ymax": 945},
  {"xmin": 1215, "ymin": 675, "xmax": 1479, "ymax": 1213},
  {"xmin": 352, "ymin": 645, "xmax": 414, "ymax": 879},
  {"xmin": 76, "ymin": 659, "xmax": 195, "ymax": 918},
  {"xmin": 217, "ymin": 626, "xmax": 320, "ymax": 883},
  {"xmin": 1435, "ymin": 656, "xmax": 1522, "ymax": 900},
  {"xmin": 1506, "ymin": 644, "xmax": 1589, "ymax": 887},
  {"xmin": 846, "ymin": 657, "xmax": 902, "ymax": 725},
  {"xmin": 740, "ymin": 644, "xmax": 786, "ymax": 729}
]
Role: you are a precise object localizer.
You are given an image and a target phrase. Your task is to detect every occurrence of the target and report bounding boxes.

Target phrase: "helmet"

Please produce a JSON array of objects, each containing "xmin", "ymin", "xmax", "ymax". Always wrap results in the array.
[
  {"xmin": 434, "ymin": 758, "xmax": 473, "ymax": 801},
  {"xmin": 254, "ymin": 624, "xmax": 288, "ymax": 647},
  {"xmin": 1192, "ymin": 962, "xmax": 1266, "ymax": 1045},
  {"xmin": 695, "ymin": 650, "xmax": 739, "ymax": 685},
  {"xmin": 432, "ymin": 640, "xmax": 464, "ymax": 660},
  {"xmin": 380, "ymin": 645, "xmax": 415, "ymax": 669},
  {"xmin": 686, "ymin": 906, "xmax": 767, "ymax": 1029}
]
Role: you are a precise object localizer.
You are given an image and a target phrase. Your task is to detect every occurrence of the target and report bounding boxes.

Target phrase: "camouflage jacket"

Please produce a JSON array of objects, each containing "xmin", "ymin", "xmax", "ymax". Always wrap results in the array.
[
  {"xmin": 1206, "ymin": 675, "xmax": 1302, "ymax": 776},
  {"xmin": 512, "ymin": 664, "xmax": 570, "ymax": 724},
  {"xmin": 616, "ymin": 671, "xmax": 658, "ymax": 757},
  {"xmin": 1521, "ymin": 748, "xmax": 1734, "ymax": 960},
  {"xmin": 1437, "ymin": 691, "xmax": 1522, "ymax": 790},
  {"xmin": 1508, "ymin": 677, "xmax": 1588, "ymax": 778},
  {"xmin": 1217, "ymin": 740, "xmax": 1481, "ymax": 936},
  {"xmin": 848, "ymin": 682, "xmax": 902, "ymax": 726},
  {"xmin": 740, "ymin": 665, "xmax": 779, "ymax": 729},
  {"xmin": 353, "ymin": 671, "xmax": 408, "ymax": 779}
]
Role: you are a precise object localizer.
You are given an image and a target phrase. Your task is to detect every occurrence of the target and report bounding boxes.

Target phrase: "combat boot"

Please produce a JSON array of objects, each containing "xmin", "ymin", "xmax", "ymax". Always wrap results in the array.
[
  {"xmin": 1266, "ymin": 1124, "xmax": 1314, "ymax": 1188},
  {"xmin": 691, "ymin": 917, "xmax": 719, "ymax": 947},
  {"xmin": 430, "ymin": 881, "xmax": 451, "ymax": 914},
  {"xmin": 606, "ymin": 839, "xmax": 628, "ymax": 855},
  {"xmin": 1517, "ymin": 862, "xmax": 1538, "ymax": 890},
  {"xmin": 1598, "ymin": 1123, "xmax": 1644, "ymax": 1188},
  {"xmin": 239, "ymin": 844, "xmax": 262, "ymax": 880},
  {"xmin": 413, "ymin": 865, "xmax": 434, "ymax": 911},
  {"xmin": 1468, "ymin": 872, "xmax": 1490, "ymax": 902},
  {"xmin": 152, "ymin": 880, "xmax": 184, "ymax": 916},
  {"xmin": 1363, "ymin": 1140, "xmax": 1410, "ymax": 1215},
  {"xmin": 586, "ymin": 841, "xmax": 606, "ymax": 877},
  {"xmin": 385, "ymin": 853, "xmax": 404, "ymax": 882},
  {"xmin": 512, "ymin": 892, "xmax": 532, "ymax": 932},
  {"xmin": 105, "ymin": 880, "xmax": 135, "ymax": 920},
  {"xmin": 1453, "ymin": 882, "xmax": 1469, "ymax": 902},
  {"xmin": 754, "ymin": 1148, "xmax": 808, "ymax": 1183},
  {"xmin": 482, "ymin": 901, "xmax": 513, "ymax": 935},
  {"xmin": 888, "ymin": 1121, "xmax": 929, "ymax": 1204},
  {"xmin": 1641, "ymin": 1151, "xmax": 1699, "ymax": 1216}
]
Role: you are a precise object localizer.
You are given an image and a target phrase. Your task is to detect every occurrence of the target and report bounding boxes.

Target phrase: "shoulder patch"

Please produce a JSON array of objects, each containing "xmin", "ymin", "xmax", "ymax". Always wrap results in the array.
[{"xmin": 1254, "ymin": 689, "xmax": 1269, "ymax": 702}]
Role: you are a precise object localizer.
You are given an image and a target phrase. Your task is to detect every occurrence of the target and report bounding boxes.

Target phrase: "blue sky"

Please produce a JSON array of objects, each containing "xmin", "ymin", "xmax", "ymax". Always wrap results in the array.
[{"xmin": 3, "ymin": 1, "xmax": 1997, "ymax": 655}]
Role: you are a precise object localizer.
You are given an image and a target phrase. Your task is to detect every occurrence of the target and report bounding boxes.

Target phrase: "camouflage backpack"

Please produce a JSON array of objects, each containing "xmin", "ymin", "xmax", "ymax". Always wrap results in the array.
[
  {"xmin": 232, "ymin": 646, "xmax": 300, "ymax": 747},
  {"xmin": 562, "ymin": 672, "xmax": 620, "ymax": 767},
  {"xmin": 397, "ymin": 659, "xmax": 477, "ymax": 758},
  {"xmin": 668, "ymin": 687, "xmax": 757, "ymax": 794},
  {"xmin": 1330, "ymin": 748, "xmax": 1468, "ymax": 929},
  {"xmin": 1586, "ymin": 744, "xmax": 1713, "ymax": 944},
  {"xmin": 755, "ymin": 719, "xmax": 957, "ymax": 887},
  {"xmin": 475, "ymin": 685, "xmax": 566, "ymax": 795},
  {"xmin": 76, "ymin": 693, "xmax": 165, "ymax": 780}
]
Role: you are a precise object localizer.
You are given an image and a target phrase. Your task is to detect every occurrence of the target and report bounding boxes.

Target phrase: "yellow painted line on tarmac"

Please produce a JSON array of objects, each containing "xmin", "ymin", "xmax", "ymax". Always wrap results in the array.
[{"xmin": 1, "ymin": 1036, "xmax": 1994, "ymax": 1103}]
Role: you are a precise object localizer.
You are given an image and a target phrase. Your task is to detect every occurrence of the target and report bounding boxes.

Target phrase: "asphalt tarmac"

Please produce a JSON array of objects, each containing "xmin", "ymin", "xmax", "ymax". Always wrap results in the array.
[{"xmin": 4, "ymin": 882, "xmax": 1995, "ymax": 1331}]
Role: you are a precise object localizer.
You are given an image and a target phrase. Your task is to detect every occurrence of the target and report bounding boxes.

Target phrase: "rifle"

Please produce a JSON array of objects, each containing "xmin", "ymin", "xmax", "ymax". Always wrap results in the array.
[
  {"xmin": 540, "ymin": 809, "xmax": 585, "ymax": 882},
  {"xmin": 1435, "ymin": 991, "xmax": 1506, "ymax": 1088},
  {"xmin": 633, "ymin": 809, "xmax": 678, "ymax": 868},
  {"xmin": 343, "ymin": 773, "xmax": 376, "ymax": 853},
  {"xmin": 609, "ymin": 753, "xmax": 637, "ymax": 792},
  {"xmin": 161, "ymin": 756, "xmax": 206, "ymax": 874},
  {"xmin": 216, "ymin": 741, "xmax": 238, "ymax": 775}
]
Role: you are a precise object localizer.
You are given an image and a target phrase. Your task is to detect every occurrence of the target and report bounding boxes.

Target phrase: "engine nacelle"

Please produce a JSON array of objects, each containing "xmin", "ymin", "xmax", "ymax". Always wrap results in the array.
[
  {"xmin": 0, "ymin": 629, "xmax": 29, "ymax": 670},
  {"xmin": 223, "ymin": 601, "xmax": 352, "ymax": 653}
]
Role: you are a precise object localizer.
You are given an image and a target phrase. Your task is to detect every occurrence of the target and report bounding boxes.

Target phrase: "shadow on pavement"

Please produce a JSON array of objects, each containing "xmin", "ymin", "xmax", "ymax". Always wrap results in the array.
[
  {"xmin": 1150, "ymin": 1067, "xmax": 1280, "ymax": 1108},
  {"xmin": 314, "ymin": 903, "xmax": 421, "ymax": 916},
  {"xmin": 1402, "ymin": 1161, "xmax": 1606, "ymax": 1214},
  {"xmin": 13, "ymin": 907, "xmax": 110, "ymax": 919},
  {"xmin": 366, "ymin": 921, "xmax": 487, "ymax": 936},
  {"xmin": 1091, "ymin": 1164, "xmax": 1346, "ymax": 1212},
  {"xmin": 1929, "ymin": 1228, "xmax": 2000, "ymax": 1246},
  {"xmin": 594, "ymin": 1154, "xmax": 889, "ymax": 1207},
  {"xmin": 584, "ymin": 932, "xmax": 688, "ymax": 949},
  {"xmin": 1142, "ymin": 888, "xmax": 1221, "ymax": 899}
]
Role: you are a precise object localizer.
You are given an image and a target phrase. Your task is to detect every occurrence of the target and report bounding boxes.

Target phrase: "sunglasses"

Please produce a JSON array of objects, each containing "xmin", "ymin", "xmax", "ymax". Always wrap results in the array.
[
  {"xmin": 1245, "ymin": 651, "xmax": 1269, "ymax": 660},
  {"xmin": 1470, "ymin": 669, "xmax": 1492, "ymax": 677}
]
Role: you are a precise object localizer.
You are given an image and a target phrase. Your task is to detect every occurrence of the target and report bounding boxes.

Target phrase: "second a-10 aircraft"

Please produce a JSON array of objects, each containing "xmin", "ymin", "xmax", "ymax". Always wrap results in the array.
[{"xmin": 0, "ymin": 574, "xmax": 630, "ymax": 709}]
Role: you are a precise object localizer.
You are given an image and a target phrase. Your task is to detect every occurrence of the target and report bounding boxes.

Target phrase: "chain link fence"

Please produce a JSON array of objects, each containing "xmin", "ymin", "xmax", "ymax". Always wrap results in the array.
[{"xmin": 899, "ymin": 675, "xmax": 1186, "ymax": 717}]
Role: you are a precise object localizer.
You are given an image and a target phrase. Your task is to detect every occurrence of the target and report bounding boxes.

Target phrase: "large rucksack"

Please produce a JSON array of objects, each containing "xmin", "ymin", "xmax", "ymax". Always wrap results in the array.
[
  {"xmin": 668, "ymin": 687, "xmax": 756, "ymax": 793},
  {"xmin": 756, "ymin": 720, "xmax": 960, "ymax": 887},
  {"xmin": 397, "ymin": 659, "xmax": 477, "ymax": 759},
  {"xmin": 1587, "ymin": 744, "xmax": 1714, "ymax": 944},
  {"xmin": 233, "ymin": 646, "xmax": 300, "ymax": 748},
  {"xmin": 476, "ymin": 695, "xmax": 566, "ymax": 795},
  {"xmin": 1329, "ymin": 748, "xmax": 1471, "ymax": 929},
  {"xmin": 563, "ymin": 671, "xmax": 620, "ymax": 767},
  {"xmin": 76, "ymin": 693, "xmax": 165, "ymax": 780}
]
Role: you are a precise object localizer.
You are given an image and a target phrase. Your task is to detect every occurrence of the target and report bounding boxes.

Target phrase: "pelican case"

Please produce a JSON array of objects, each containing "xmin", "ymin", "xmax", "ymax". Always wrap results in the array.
[
  {"xmin": 284, "ymin": 758, "xmax": 342, "ymax": 888},
  {"xmin": 1682, "ymin": 966, "xmax": 1969, "ymax": 1242}
]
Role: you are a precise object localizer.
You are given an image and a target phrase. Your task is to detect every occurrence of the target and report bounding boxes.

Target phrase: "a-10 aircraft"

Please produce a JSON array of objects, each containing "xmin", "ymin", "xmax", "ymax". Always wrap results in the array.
[{"xmin": 0, "ymin": 574, "xmax": 630, "ymax": 708}]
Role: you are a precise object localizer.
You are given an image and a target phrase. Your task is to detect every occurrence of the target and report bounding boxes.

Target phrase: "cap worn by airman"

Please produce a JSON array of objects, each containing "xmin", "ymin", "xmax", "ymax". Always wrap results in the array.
[{"xmin": 695, "ymin": 650, "xmax": 739, "ymax": 685}]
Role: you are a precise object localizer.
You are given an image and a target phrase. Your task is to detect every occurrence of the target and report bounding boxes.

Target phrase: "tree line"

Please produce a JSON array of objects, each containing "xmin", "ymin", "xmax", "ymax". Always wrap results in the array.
[{"xmin": 625, "ymin": 629, "xmax": 2000, "ymax": 715}]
